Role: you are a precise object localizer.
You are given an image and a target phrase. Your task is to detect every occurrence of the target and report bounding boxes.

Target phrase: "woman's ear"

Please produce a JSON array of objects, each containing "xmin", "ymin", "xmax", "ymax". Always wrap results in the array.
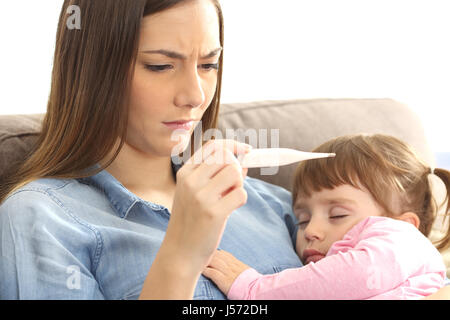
[{"xmin": 396, "ymin": 211, "xmax": 420, "ymax": 229}]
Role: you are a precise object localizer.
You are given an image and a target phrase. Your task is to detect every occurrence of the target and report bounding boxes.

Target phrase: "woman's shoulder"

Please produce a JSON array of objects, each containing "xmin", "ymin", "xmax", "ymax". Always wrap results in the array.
[
  {"xmin": 13, "ymin": 177, "xmax": 74, "ymax": 192},
  {"xmin": 0, "ymin": 177, "xmax": 100, "ymax": 224},
  {"xmin": 2, "ymin": 177, "xmax": 88, "ymax": 205},
  {"xmin": 0, "ymin": 177, "xmax": 104, "ymax": 245}
]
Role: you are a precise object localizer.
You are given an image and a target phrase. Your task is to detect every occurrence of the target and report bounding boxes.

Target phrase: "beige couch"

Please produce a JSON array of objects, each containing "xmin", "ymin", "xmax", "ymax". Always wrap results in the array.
[{"xmin": 0, "ymin": 98, "xmax": 448, "ymax": 276}]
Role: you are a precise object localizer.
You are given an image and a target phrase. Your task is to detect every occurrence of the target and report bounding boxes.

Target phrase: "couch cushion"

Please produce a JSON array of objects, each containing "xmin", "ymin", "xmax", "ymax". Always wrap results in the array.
[
  {"xmin": 0, "ymin": 114, "xmax": 44, "ymax": 181},
  {"xmin": 218, "ymin": 98, "xmax": 434, "ymax": 192}
]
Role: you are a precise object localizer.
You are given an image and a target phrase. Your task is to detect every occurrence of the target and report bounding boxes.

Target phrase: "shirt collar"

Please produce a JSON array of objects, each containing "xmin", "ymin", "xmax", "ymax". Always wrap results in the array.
[{"xmin": 77, "ymin": 159, "xmax": 183, "ymax": 219}]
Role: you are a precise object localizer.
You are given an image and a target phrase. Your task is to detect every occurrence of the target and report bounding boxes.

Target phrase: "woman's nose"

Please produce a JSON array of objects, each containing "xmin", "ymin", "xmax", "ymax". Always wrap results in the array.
[{"xmin": 174, "ymin": 68, "xmax": 205, "ymax": 109}]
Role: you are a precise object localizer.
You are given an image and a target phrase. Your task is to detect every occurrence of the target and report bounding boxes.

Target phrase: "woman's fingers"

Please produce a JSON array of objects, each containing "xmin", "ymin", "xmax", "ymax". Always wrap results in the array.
[
  {"xmin": 190, "ymin": 149, "xmax": 248, "ymax": 213},
  {"xmin": 202, "ymin": 149, "xmax": 243, "ymax": 190},
  {"xmin": 241, "ymin": 167, "xmax": 249, "ymax": 179},
  {"xmin": 189, "ymin": 149, "xmax": 235, "ymax": 183},
  {"xmin": 167, "ymin": 140, "xmax": 251, "ymax": 270},
  {"xmin": 182, "ymin": 139, "xmax": 252, "ymax": 171},
  {"xmin": 213, "ymin": 184, "xmax": 248, "ymax": 215},
  {"xmin": 174, "ymin": 144, "xmax": 248, "ymax": 219},
  {"xmin": 183, "ymin": 143, "xmax": 249, "ymax": 192}
]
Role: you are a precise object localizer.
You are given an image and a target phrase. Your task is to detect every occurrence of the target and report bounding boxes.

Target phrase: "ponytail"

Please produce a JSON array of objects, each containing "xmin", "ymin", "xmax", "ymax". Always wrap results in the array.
[{"xmin": 432, "ymin": 168, "xmax": 450, "ymax": 251}]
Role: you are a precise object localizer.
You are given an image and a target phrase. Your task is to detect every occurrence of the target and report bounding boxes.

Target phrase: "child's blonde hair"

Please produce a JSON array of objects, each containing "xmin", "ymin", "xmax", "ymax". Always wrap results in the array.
[{"xmin": 292, "ymin": 134, "xmax": 450, "ymax": 250}]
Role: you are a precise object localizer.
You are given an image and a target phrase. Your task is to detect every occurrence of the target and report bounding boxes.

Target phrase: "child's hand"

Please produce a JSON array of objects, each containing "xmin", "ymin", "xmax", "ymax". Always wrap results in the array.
[{"xmin": 202, "ymin": 250, "xmax": 251, "ymax": 295}]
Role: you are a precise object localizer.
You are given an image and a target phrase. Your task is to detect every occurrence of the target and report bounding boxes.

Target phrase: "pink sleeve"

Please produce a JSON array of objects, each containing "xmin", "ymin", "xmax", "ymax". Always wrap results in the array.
[{"xmin": 227, "ymin": 216, "xmax": 446, "ymax": 300}]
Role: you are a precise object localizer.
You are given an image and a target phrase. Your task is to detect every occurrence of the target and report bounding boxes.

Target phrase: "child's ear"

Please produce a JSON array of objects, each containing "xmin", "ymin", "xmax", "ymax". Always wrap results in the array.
[{"xmin": 396, "ymin": 212, "xmax": 420, "ymax": 229}]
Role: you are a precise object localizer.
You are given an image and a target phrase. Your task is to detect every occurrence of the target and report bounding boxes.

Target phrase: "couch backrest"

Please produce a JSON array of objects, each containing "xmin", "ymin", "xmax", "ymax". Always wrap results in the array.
[
  {"xmin": 0, "ymin": 98, "xmax": 433, "ymax": 191},
  {"xmin": 218, "ymin": 98, "xmax": 434, "ymax": 191},
  {"xmin": 0, "ymin": 114, "xmax": 43, "ymax": 183}
]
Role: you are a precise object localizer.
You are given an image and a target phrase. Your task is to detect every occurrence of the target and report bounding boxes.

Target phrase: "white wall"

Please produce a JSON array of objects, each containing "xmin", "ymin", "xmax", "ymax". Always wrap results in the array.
[
  {"xmin": 1, "ymin": 0, "xmax": 449, "ymax": 152},
  {"xmin": 0, "ymin": 1, "xmax": 60, "ymax": 116},
  {"xmin": 220, "ymin": 0, "xmax": 450, "ymax": 152}
]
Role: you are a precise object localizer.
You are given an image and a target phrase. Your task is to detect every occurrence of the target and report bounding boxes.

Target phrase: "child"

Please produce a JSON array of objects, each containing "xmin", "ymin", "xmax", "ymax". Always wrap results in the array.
[{"xmin": 202, "ymin": 134, "xmax": 450, "ymax": 299}]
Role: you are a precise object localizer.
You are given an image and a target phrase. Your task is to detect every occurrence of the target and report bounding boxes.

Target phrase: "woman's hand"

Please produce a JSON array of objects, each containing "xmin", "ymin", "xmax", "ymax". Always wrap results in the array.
[
  {"xmin": 167, "ymin": 140, "xmax": 251, "ymax": 269},
  {"xmin": 203, "ymin": 250, "xmax": 251, "ymax": 296},
  {"xmin": 139, "ymin": 139, "xmax": 251, "ymax": 299}
]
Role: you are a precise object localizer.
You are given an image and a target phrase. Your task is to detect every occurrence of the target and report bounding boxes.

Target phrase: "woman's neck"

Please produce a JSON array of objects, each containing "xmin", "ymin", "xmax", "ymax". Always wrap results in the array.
[{"xmin": 104, "ymin": 142, "xmax": 176, "ymax": 198}]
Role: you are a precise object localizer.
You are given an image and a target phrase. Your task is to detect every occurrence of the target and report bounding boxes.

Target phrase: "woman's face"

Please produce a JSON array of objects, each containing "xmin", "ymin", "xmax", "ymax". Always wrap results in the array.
[{"xmin": 127, "ymin": 0, "xmax": 221, "ymax": 157}]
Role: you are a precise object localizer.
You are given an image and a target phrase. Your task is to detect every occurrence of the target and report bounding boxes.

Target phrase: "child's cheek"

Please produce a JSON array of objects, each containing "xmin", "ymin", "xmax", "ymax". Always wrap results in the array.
[{"xmin": 295, "ymin": 234, "xmax": 305, "ymax": 263}]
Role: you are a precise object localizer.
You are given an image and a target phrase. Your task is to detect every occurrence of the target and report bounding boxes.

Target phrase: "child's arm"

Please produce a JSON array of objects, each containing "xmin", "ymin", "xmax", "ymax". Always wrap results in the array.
[
  {"xmin": 204, "ymin": 248, "xmax": 384, "ymax": 299},
  {"xmin": 203, "ymin": 217, "xmax": 446, "ymax": 299}
]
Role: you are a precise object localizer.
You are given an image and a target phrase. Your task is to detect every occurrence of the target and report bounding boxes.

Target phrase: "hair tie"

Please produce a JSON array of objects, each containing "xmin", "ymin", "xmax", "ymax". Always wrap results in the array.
[{"xmin": 427, "ymin": 167, "xmax": 447, "ymax": 218}]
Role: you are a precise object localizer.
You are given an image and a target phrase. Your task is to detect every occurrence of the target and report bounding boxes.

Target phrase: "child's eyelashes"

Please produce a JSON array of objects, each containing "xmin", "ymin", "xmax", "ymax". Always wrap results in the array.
[
  {"xmin": 295, "ymin": 215, "xmax": 348, "ymax": 228},
  {"xmin": 296, "ymin": 221, "xmax": 309, "ymax": 228},
  {"xmin": 330, "ymin": 215, "xmax": 348, "ymax": 220}
]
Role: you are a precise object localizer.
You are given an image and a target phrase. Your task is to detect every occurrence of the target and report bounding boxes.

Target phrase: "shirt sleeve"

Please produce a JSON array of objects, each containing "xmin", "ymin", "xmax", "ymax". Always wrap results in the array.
[
  {"xmin": 227, "ymin": 216, "xmax": 446, "ymax": 300},
  {"xmin": 0, "ymin": 190, "xmax": 105, "ymax": 299}
]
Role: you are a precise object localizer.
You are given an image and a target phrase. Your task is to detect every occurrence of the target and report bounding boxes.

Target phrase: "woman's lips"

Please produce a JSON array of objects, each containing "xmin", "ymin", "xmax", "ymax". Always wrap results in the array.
[
  {"xmin": 302, "ymin": 249, "xmax": 325, "ymax": 264},
  {"xmin": 162, "ymin": 120, "xmax": 194, "ymax": 131}
]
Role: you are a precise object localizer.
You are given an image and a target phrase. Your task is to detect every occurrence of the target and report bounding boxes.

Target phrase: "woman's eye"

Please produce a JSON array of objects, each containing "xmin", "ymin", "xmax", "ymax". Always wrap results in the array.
[
  {"xmin": 145, "ymin": 64, "xmax": 173, "ymax": 72},
  {"xmin": 145, "ymin": 63, "xmax": 219, "ymax": 72},
  {"xmin": 200, "ymin": 63, "xmax": 219, "ymax": 70}
]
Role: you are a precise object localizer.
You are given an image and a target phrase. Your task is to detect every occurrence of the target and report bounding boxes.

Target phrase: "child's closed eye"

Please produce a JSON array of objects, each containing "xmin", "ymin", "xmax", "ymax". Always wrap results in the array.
[
  {"xmin": 330, "ymin": 215, "xmax": 348, "ymax": 220},
  {"xmin": 294, "ymin": 209, "xmax": 310, "ymax": 228},
  {"xmin": 296, "ymin": 220, "xmax": 309, "ymax": 228},
  {"xmin": 330, "ymin": 206, "xmax": 350, "ymax": 217}
]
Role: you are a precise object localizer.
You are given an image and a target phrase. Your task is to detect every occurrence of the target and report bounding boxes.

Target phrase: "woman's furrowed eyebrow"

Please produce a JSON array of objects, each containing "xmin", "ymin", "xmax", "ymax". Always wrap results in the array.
[
  {"xmin": 201, "ymin": 47, "xmax": 223, "ymax": 59},
  {"xmin": 140, "ymin": 47, "xmax": 222, "ymax": 60}
]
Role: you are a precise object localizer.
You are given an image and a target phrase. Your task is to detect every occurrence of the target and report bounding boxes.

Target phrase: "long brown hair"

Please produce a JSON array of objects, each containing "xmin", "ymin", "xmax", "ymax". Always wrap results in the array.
[
  {"xmin": 292, "ymin": 134, "xmax": 450, "ymax": 251},
  {"xmin": 0, "ymin": 0, "xmax": 224, "ymax": 204}
]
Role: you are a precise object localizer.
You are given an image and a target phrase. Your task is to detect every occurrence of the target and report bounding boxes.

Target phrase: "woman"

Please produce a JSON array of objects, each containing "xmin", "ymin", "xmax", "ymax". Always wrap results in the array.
[
  {"xmin": 0, "ymin": 0, "xmax": 300, "ymax": 299},
  {"xmin": 0, "ymin": 0, "xmax": 448, "ymax": 300}
]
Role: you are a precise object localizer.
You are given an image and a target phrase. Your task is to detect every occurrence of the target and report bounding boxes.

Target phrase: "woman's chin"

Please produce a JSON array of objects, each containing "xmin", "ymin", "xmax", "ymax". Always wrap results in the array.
[
  {"xmin": 128, "ymin": 133, "xmax": 193, "ymax": 159},
  {"xmin": 165, "ymin": 138, "xmax": 192, "ymax": 158}
]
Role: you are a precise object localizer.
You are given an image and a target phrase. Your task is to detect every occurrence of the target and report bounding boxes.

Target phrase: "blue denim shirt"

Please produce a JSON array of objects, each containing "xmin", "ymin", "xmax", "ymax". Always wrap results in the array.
[{"xmin": 0, "ymin": 162, "xmax": 302, "ymax": 299}]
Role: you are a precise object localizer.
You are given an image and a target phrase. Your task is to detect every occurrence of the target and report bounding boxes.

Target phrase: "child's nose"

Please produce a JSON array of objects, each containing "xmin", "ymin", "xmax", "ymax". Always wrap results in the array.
[{"xmin": 303, "ymin": 217, "xmax": 325, "ymax": 241}]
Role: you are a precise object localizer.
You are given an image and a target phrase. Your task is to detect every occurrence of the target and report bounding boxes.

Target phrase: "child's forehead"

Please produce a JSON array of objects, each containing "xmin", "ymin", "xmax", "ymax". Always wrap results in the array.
[{"xmin": 293, "ymin": 184, "xmax": 370, "ymax": 208}]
